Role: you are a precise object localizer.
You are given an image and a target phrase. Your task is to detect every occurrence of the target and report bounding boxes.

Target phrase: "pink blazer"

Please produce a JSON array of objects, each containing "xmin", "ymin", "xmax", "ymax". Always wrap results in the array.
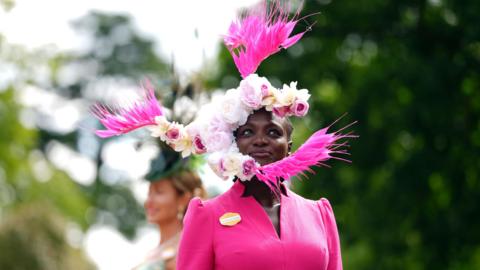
[{"xmin": 177, "ymin": 181, "xmax": 342, "ymax": 270}]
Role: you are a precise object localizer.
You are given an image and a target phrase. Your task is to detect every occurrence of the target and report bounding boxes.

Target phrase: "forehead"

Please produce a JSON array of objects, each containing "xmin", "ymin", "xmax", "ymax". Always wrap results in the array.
[
  {"xmin": 244, "ymin": 109, "xmax": 287, "ymax": 129},
  {"xmin": 150, "ymin": 179, "xmax": 174, "ymax": 189}
]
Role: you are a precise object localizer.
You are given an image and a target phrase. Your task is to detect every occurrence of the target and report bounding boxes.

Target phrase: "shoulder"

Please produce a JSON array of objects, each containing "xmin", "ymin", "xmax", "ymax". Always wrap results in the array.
[
  {"xmin": 317, "ymin": 197, "xmax": 334, "ymax": 209},
  {"xmin": 184, "ymin": 197, "xmax": 213, "ymax": 226},
  {"xmin": 185, "ymin": 189, "xmax": 232, "ymax": 219},
  {"xmin": 315, "ymin": 198, "xmax": 339, "ymax": 234},
  {"xmin": 316, "ymin": 198, "xmax": 335, "ymax": 216},
  {"xmin": 285, "ymin": 187, "xmax": 318, "ymax": 208},
  {"xmin": 188, "ymin": 187, "xmax": 230, "ymax": 208},
  {"xmin": 286, "ymin": 187, "xmax": 336, "ymax": 210},
  {"xmin": 285, "ymin": 188, "xmax": 338, "ymax": 222},
  {"xmin": 185, "ymin": 197, "xmax": 214, "ymax": 219}
]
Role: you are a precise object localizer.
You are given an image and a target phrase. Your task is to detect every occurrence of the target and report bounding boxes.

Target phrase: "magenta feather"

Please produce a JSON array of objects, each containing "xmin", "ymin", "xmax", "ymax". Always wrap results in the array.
[
  {"xmin": 224, "ymin": 0, "xmax": 307, "ymax": 78},
  {"xmin": 91, "ymin": 82, "xmax": 163, "ymax": 138},
  {"xmin": 255, "ymin": 125, "xmax": 354, "ymax": 187}
]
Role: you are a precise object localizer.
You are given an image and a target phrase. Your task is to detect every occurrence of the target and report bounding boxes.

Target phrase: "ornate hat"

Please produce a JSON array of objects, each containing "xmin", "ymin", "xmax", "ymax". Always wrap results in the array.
[{"xmin": 92, "ymin": 0, "xmax": 354, "ymax": 190}]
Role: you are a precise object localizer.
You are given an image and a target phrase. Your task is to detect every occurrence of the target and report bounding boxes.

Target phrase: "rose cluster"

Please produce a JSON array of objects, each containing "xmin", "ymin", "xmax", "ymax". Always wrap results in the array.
[{"xmin": 148, "ymin": 74, "xmax": 310, "ymax": 181}]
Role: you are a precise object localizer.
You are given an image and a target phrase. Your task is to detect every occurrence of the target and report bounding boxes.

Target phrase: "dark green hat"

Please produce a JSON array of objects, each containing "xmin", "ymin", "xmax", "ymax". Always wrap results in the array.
[{"xmin": 144, "ymin": 145, "xmax": 203, "ymax": 182}]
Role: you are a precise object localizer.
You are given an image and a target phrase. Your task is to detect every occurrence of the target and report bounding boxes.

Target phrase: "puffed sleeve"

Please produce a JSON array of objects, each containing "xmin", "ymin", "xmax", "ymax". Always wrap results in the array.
[
  {"xmin": 318, "ymin": 198, "xmax": 343, "ymax": 270},
  {"xmin": 177, "ymin": 197, "xmax": 214, "ymax": 270}
]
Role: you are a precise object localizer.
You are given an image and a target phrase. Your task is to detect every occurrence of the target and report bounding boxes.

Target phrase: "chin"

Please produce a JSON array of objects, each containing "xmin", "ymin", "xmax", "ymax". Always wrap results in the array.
[
  {"xmin": 146, "ymin": 216, "xmax": 158, "ymax": 224},
  {"xmin": 256, "ymin": 158, "xmax": 275, "ymax": 166}
]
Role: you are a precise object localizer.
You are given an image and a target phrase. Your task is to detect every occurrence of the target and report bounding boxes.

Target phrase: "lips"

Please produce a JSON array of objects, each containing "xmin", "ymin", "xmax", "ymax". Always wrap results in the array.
[
  {"xmin": 146, "ymin": 209, "xmax": 156, "ymax": 216},
  {"xmin": 249, "ymin": 150, "xmax": 271, "ymax": 159},
  {"xmin": 145, "ymin": 207, "xmax": 158, "ymax": 217}
]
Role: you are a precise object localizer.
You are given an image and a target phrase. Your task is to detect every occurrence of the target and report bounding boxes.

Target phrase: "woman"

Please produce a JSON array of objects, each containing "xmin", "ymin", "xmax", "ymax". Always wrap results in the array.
[
  {"xmin": 176, "ymin": 108, "xmax": 342, "ymax": 270},
  {"xmin": 92, "ymin": 1, "xmax": 348, "ymax": 269},
  {"xmin": 133, "ymin": 153, "xmax": 206, "ymax": 270}
]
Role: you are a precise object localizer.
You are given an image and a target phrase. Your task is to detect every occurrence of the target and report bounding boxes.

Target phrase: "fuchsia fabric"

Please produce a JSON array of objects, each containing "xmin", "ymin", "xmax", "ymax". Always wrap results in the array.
[{"xmin": 177, "ymin": 181, "xmax": 343, "ymax": 270}]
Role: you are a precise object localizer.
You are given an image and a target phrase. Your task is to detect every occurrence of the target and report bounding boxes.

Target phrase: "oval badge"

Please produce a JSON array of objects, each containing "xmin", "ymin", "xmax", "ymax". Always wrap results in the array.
[{"xmin": 219, "ymin": 212, "xmax": 241, "ymax": 226}]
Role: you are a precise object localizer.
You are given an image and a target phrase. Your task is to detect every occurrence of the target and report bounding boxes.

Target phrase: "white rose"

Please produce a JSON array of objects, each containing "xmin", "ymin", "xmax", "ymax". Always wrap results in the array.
[
  {"xmin": 222, "ymin": 151, "xmax": 243, "ymax": 177},
  {"xmin": 219, "ymin": 89, "xmax": 251, "ymax": 126},
  {"xmin": 262, "ymin": 87, "xmax": 280, "ymax": 111},
  {"xmin": 296, "ymin": 88, "xmax": 311, "ymax": 102},
  {"xmin": 277, "ymin": 82, "xmax": 299, "ymax": 106},
  {"xmin": 205, "ymin": 131, "xmax": 233, "ymax": 152},
  {"xmin": 239, "ymin": 74, "xmax": 271, "ymax": 110},
  {"xmin": 164, "ymin": 127, "xmax": 191, "ymax": 157},
  {"xmin": 149, "ymin": 116, "xmax": 170, "ymax": 140},
  {"xmin": 207, "ymin": 152, "xmax": 228, "ymax": 180}
]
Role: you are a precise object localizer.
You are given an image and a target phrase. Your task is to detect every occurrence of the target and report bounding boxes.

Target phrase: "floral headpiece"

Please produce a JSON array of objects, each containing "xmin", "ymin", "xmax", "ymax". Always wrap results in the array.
[{"xmin": 92, "ymin": 1, "xmax": 353, "ymax": 189}]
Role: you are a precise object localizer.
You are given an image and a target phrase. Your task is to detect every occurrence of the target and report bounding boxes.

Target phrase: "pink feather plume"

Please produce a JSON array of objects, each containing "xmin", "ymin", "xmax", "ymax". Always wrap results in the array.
[
  {"xmin": 224, "ymin": 0, "xmax": 307, "ymax": 78},
  {"xmin": 255, "ymin": 124, "xmax": 355, "ymax": 187},
  {"xmin": 91, "ymin": 81, "xmax": 163, "ymax": 138}
]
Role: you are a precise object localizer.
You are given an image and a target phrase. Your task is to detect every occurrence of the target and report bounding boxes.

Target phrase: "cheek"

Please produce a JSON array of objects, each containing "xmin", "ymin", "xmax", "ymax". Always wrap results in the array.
[
  {"xmin": 157, "ymin": 195, "xmax": 178, "ymax": 209},
  {"xmin": 147, "ymin": 194, "xmax": 178, "ymax": 214},
  {"xmin": 235, "ymin": 137, "xmax": 249, "ymax": 155},
  {"xmin": 274, "ymin": 139, "xmax": 289, "ymax": 158}
]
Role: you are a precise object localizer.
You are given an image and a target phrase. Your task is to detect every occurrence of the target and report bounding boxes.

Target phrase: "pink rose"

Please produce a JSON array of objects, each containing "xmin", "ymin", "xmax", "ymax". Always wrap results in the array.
[
  {"xmin": 193, "ymin": 134, "xmax": 207, "ymax": 154},
  {"xmin": 205, "ymin": 131, "xmax": 233, "ymax": 152},
  {"xmin": 291, "ymin": 99, "xmax": 309, "ymax": 117},
  {"xmin": 165, "ymin": 126, "xmax": 180, "ymax": 141},
  {"xmin": 207, "ymin": 155, "xmax": 228, "ymax": 180},
  {"xmin": 261, "ymin": 84, "xmax": 269, "ymax": 97},
  {"xmin": 219, "ymin": 158, "xmax": 226, "ymax": 172},
  {"xmin": 208, "ymin": 115, "xmax": 231, "ymax": 133},
  {"xmin": 242, "ymin": 159, "xmax": 256, "ymax": 178},
  {"xmin": 239, "ymin": 78, "xmax": 263, "ymax": 109},
  {"xmin": 272, "ymin": 106, "xmax": 291, "ymax": 118}
]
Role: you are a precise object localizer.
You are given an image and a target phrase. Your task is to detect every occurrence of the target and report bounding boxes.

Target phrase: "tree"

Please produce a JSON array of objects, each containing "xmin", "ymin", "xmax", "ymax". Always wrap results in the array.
[
  {"xmin": 0, "ymin": 10, "xmax": 174, "ymax": 268},
  {"xmin": 212, "ymin": 0, "xmax": 480, "ymax": 269}
]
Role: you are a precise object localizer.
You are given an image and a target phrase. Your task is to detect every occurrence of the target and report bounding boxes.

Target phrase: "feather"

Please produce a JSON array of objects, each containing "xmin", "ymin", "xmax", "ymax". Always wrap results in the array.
[
  {"xmin": 224, "ymin": 0, "xmax": 307, "ymax": 78},
  {"xmin": 255, "ymin": 124, "xmax": 355, "ymax": 186},
  {"xmin": 92, "ymin": 81, "xmax": 163, "ymax": 138}
]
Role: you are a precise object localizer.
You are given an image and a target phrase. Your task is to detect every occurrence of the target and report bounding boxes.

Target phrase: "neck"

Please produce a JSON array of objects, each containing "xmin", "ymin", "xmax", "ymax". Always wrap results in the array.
[
  {"xmin": 242, "ymin": 178, "xmax": 279, "ymax": 207},
  {"xmin": 157, "ymin": 219, "xmax": 182, "ymax": 245}
]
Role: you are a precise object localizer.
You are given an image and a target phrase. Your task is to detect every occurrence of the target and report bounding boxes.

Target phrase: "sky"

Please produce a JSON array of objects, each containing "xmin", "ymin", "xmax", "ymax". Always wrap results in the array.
[
  {"xmin": 0, "ymin": 0, "xmax": 258, "ymax": 73},
  {"xmin": 0, "ymin": 0, "xmax": 257, "ymax": 269}
]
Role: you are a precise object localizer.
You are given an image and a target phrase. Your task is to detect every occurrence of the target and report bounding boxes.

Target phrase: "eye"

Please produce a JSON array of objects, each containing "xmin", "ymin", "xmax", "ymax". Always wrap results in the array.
[
  {"xmin": 239, "ymin": 129, "xmax": 253, "ymax": 137},
  {"xmin": 153, "ymin": 186, "xmax": 166, "ymax": 194},
  {"xmin": 268, "ymin": 128, "xmax": 282, "ymax": 137}
]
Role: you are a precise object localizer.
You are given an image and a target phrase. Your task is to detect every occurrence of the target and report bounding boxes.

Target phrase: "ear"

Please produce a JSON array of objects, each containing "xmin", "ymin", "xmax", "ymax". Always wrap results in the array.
[{"xmin": 287, "ymin": 140, "xmax": 293, "ymax": 155}]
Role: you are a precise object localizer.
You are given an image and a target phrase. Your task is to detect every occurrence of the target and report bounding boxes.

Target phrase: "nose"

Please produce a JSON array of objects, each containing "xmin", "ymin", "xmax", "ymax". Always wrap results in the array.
[
  {"xmin": 144, "ymin": 195, "xmax": 153, "ymax": 208},
  {"xmin": 252, "ymin": 133, "xmax": 268, "ymax": 147}
]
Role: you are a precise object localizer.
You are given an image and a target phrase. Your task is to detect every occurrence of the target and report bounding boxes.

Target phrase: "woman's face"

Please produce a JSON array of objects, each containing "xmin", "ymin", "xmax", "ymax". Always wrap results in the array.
[
  {"xmin": 144, "ymin": 180, "xmax": 183, "ymax": 225},
  {"xmin": 236, "ymin": 109, "xmax": 291, "ymax": 166}
]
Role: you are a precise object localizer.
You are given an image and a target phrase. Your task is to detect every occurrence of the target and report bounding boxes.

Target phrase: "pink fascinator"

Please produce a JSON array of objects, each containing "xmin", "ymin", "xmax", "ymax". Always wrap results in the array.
[{"xmin": 224, "ymin": 1, "xmax": 306, "ymax": 78}]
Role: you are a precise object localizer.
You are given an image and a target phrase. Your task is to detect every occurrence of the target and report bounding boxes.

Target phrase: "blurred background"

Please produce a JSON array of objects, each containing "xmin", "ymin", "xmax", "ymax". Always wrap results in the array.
[{"xmin": 0, "ymin": 0, "xmax": 479, "ymax": 269}]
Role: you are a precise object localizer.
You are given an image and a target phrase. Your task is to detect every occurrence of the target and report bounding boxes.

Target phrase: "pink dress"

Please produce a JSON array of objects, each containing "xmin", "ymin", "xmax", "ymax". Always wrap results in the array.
[{"xmin": 177, "ymin": 181, "xmax": 342, "ymax": 270}]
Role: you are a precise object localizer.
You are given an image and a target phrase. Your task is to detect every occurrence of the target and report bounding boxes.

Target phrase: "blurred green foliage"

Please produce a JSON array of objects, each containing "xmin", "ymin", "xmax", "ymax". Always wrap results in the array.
[
  {"xmin": 0, "ymin": 87, "xmax": 92, "ymax": 268},
  {"xmin": 0, "ymin": 203, "xmax": 93, "ymax": 270},
  {"xmin": 1, "ymin": 10, "xmax": 171, "ymax": 268},
  {"xmin": 60, "ymin": 11, "xmax": 169, "ymax": 238},
  {"xmin": 212, "ymin": 0, "xmax": 480, "ymax": 269}
]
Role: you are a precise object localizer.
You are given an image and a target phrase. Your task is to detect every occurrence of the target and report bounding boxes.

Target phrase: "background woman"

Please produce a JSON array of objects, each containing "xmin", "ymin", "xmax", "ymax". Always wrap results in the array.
[{"xmin": 134, "ymin": 151, "xmax": 206, "ymax": 270}]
